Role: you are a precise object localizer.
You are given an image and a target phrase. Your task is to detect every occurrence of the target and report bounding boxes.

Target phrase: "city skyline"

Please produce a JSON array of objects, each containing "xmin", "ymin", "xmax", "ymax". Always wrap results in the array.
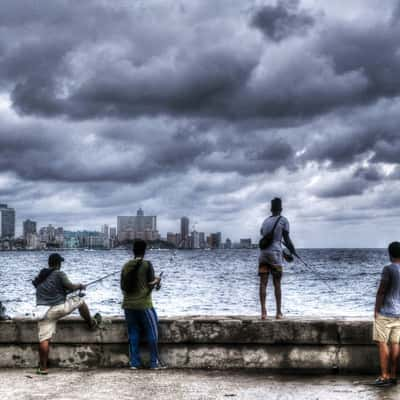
[{"xmin": 1, "ymin": 1, "xmax": 400, "ymax": 248}]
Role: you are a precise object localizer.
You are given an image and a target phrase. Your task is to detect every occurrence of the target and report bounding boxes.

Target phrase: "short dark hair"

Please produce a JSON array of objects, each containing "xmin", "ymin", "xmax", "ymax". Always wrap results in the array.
[
  {"xmin": 388, "ymin": 242, "xmax": 400, "ymax": 259},
  {"xmin": 271, "ymin": 197, "xmax": 282, "ymax": 212},
  {"xmin": 48, "ymin": 253, "xmax": 64, "ymax": 268},
  {"xmin": 133, "ymin": 239, "xmax": 147, "ymax": 257}
]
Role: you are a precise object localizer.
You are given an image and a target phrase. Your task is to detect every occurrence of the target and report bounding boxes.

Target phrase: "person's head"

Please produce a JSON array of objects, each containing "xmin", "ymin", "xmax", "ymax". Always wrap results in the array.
[
  {"xmin": 48, "ymin": 253, "xmax": 64, "ymax": 269},
  {"xmin": 388, "ymin": 242, "xmax": 400, "ymax": 262},
  {"xmin": 271, "ymin": 197, "xmax": 282, "ymax": 215},
  {"xmin": 133, "ymin": 239, "xmax": 147, "ymax": 258}
]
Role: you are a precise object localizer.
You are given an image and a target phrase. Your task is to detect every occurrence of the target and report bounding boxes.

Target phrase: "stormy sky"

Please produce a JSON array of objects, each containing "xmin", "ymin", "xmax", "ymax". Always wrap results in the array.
[{"xmin": 1, "ymin": 0, "xmax": 400, "ymax": 247}]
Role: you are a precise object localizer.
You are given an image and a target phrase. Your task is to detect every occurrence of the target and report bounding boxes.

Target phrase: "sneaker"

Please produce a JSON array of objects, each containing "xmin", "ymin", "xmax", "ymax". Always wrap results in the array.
[
  {"xmin": 36, "ymin": 368, "xmax": 49, "ymax": 375},
  {"xmin": 89, "ymin": 313, "xmax": 102, "ymax": 330},
  {"xmin": 373, "ymin": 377, "xmax": 392, "ymax": 387},
  {"xmin": 149, "ymin": 363, "xmax": 167, "ymax": 370}
]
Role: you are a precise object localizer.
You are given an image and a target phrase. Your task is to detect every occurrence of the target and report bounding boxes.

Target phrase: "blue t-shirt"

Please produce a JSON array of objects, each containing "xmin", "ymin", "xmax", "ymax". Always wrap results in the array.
[{"xmin": 379, "ymin": 263, "xmax": 400, "ymax": 318}]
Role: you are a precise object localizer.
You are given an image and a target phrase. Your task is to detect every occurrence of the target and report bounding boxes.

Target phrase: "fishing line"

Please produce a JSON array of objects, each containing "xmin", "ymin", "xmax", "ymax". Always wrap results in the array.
[{"xmin": 294, "ymin": 253, "xmax": 336, "ymax": 293}]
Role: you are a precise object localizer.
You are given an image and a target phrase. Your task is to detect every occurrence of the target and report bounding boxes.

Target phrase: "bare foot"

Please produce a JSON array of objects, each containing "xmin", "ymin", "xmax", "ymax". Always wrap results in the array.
[
  {"xmin": 276, "ymin": 313, "xmax": 283, "ymax": 320},
  {"xmin": 261, "ymin": 311, "xmax": 267, "ymax": 320}
]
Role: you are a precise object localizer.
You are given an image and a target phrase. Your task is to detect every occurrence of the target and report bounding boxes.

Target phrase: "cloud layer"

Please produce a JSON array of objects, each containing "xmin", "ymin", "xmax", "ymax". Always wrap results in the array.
[{"xmin": 1, "ymin": 0, "xmax": 399, "ymax": 246}]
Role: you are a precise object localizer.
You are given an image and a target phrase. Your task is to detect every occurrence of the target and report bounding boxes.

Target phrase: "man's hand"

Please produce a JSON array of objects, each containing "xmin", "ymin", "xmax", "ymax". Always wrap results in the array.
[
  {"xmin": 149, "ymin": 277, "xmax": 161, "ymax": 287},
  {"xmin": 79, "ymin": 284, "xmax": 87, "ymax": 291}
]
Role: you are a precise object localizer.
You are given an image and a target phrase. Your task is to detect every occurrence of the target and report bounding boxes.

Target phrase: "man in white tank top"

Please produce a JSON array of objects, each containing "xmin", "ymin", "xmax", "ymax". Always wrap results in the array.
[{"xmin": 259, "ymin": 198, "xmax": 296, "ymax": 320}]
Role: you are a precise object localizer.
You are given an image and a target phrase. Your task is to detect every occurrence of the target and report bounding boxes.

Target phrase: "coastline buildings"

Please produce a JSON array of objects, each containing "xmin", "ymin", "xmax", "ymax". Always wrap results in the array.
[
  {"xmin": 1, "ymin": 204, "xmax": 232, "ymax": 250},
  {"xmin": 0, "ymin": 204, "xmax": 15, "ymax": 239},
  {"xmin": 117, "ymin": 208, "xmax": 159, "ymax": 242}
]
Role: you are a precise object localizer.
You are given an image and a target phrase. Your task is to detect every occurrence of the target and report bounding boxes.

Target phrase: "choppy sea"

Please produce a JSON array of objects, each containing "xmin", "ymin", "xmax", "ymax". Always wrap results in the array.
[{"xmin": 0, "ymin": 249, "xmax": 388, "ymax": 318}]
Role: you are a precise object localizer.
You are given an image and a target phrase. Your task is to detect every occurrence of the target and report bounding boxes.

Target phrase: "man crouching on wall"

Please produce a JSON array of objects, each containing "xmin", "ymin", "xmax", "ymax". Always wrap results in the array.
[{"xmin": 33, "ymin": 253, "xmax": 101, "ymax": 375}]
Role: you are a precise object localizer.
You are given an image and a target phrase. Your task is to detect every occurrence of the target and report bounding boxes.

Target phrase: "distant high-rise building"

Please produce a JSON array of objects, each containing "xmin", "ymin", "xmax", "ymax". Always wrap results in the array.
[
  {"xmin": 239, "ymin": 238, "xmax": 252, "ymax": 249},
  {"xmin": 0, "ymin": 204, "xmax": 16, "ymax": 239},
  {"xmin": 191, "ymin": 231, "xmax": 200, "ymax": 249},
  {"xmin": 39, "ymin": 225, "xmax": 56, "ymax": 243},
  {"xmin": 199, "ymin": 232, "xmax": 206, "ymax": 249},
  {"xmin": 109, "ymin": 227, "xmax": 117, "ymax": 239},
  {"xmin": 208, "ymin": 232, "xmax": 222, "ymax": 249},
  {"xmin": 117, "ymin": 209, "xmax": 158, "ymax": 242},
  {"xmin": 225, "ymin": 238, "xmax": 232, "ymax": 249},
  {"xmin": 23, "ymin": 219, "xmax": 37, "ymax": 239},
  {"xmin": 180, "ymin": 217, "xmax": 189, "ymax": 248},
  {"xmin": 102, "ymin": 224, "xmax": 109, "ymax": 239}
]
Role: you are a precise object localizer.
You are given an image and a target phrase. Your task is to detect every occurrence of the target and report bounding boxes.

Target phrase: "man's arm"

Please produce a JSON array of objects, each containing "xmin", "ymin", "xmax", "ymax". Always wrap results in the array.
[
  {"xmin": 375, "ymin": 278, "xmax": 388, "ymax": 318},
  {"xmin": 282, "ymin": 230, "xmax": 296, "ymax": 255},
  {"xmin": 60, "ymin": 272, "xmax": 85, "ymax": 292},
  {"xmin": 147, "ymin": 262, "xmax": 161, "ymax": 289}
]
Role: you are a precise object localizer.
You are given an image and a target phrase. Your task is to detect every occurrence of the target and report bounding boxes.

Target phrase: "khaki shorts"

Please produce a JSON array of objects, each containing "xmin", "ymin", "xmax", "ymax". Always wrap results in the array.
[
  {"xmin": 38, "ymin": 296, "xmax": 84, "ymax": 342},
  {"xmin": 373, "ymin": 314, "xmax": 400, "ymax": 344},
  {"xmin": 258, "ymin": 263, "xmax": 283, "ymax": 278}
]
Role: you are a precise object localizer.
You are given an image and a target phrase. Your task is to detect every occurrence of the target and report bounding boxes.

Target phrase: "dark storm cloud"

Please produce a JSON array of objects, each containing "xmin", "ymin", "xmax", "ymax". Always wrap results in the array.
[
  {"xmin": 303, "ymin": 126, "xmax": 400, "ymax": 168},
  {"xmin": 251, "ymin": 0, "xmax": 314, "ymax": 42},
  {"xmin": 0, "ymin": 0, "xmax": 399, "ymax": 122}
]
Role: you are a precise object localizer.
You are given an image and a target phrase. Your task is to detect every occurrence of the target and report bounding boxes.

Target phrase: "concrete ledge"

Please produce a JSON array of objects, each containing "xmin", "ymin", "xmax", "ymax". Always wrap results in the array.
[{"xmin": 0, "ymin": 317, "xmax": 378, "ymax": 372}]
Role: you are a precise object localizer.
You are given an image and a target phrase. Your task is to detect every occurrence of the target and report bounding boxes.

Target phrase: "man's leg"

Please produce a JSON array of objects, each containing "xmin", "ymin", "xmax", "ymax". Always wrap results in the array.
[
  {"xmin": 39, "ymin": 340, "xmax": 50, "ymax": 371},
  {"xmin": 259, "ymin": 273, "xmax": 269, "ymax": 320},
  {"xmin": 390, "ymin": 343, "xmax": 400, "ymax": 379},
  {"xmin": 124, "ymin": 309, "xmax": 142, "ymax": 368},
  {"xmin": 272, "ymin": 271, "xmax": 283, "ymax": 319},
  {"xmin": 378, "ymin": 342, "xmax": 391, "ymax": 379},
  {"xmin": 78, "ymin": 301, "xmax": 94, "ymax": 328},
  {"xmin": 143, "ymin": 308, "xmax": 160, "ymax": 368}
]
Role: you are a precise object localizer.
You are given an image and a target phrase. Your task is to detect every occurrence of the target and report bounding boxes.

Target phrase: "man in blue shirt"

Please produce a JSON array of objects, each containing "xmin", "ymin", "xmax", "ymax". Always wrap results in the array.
[{"xmin": 373, "ymin": 242, "xmax": 400, "ymax": 386}]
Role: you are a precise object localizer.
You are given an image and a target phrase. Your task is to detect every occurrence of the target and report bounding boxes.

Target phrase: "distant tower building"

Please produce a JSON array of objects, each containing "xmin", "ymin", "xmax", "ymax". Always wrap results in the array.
[
  {"xmin": 23, "ymin": 219, "xmax": 37, "ymax": 239},
  {"xmin": 102, "ymin": 224, "xmax": 110, "ymax": 239},
  {"xmin": 191, "ymin": 231, "xmax": 200, "ymax": 249},
  {"xmin": 117, "ymin": 209, "xmax": 158, "ymax": 242},
  {"xmin": 0, "ymin": 204, "xmax": 16, "ymax": 239},
  {"xmin": 180, "ymin": 217, "xmax": 189, "ymax": 248},
  {"xmin": 239, "ymin": 238, "xmax": 252, "ymax": 249},
  {"xmin": 55, "ymin": 227, "xmax": 64, "ymax": 246},
  {"xmin": 109, "ymin": 227, "xmax": 117, "ymax": 239},
  {"xmin": 209, "ymin": 232, "xmax": 222, "ymax": 249},
  {"xmin": 167, "ymin": 232, "xmax": 177, "ymax": 246},
  {"xmin": 199, "ymin": 232, "xmax": 206, "ymax": 249},
  {"xmin": 225, "ymin": 238, "xmax": 232, "ymax": 249}
]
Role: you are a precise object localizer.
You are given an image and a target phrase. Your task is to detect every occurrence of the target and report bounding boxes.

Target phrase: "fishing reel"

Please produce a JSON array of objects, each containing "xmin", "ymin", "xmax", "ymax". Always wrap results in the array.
[{"xmin": 283, "ymin": 249, "xmax": 294, "ymax": 263}]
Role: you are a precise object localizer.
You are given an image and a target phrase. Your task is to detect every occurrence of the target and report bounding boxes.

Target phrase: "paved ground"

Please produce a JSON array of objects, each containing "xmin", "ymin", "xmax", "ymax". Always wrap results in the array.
[{"xmin": 0, "ymin": 369, "xmax": 399, "ymax": 400}]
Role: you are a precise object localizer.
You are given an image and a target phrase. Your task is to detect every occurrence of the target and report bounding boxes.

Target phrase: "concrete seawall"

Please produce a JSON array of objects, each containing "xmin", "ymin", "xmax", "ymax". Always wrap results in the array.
[{"xmin": 0, "ymin": 317, "xmax": 378, "ymax": 372}]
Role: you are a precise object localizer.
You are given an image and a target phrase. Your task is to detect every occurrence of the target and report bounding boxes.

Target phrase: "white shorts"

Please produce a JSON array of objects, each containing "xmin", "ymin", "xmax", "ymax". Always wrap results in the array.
[{"xmin": 38, "ymin": 296, "xmax": 84, "ymax": 342}]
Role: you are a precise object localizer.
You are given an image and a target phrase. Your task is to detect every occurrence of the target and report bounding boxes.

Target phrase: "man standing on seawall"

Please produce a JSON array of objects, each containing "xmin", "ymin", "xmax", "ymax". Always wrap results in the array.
[
  {"xmin": 373, "ymin": 242, "xmax": 400, "ymax": 387},
  {"xmin": 259, "ymin": 198, "xmax": 296, "ymax": 320},
  {"xmin": 121, "ymin": 239, "xmax": 163, "ymax": 369}
]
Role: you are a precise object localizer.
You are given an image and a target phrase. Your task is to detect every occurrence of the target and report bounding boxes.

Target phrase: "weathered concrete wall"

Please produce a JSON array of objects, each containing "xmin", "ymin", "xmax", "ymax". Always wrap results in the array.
[{"xmin": 0, "ymin": 317, "xmax": 378, "ymax": 372}]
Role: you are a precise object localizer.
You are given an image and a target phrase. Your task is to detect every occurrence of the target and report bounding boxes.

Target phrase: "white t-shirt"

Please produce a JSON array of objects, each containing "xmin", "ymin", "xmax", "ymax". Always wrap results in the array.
[{"xmin": 259, "ymin": 215, "xmax": 290, "ymax": 265}]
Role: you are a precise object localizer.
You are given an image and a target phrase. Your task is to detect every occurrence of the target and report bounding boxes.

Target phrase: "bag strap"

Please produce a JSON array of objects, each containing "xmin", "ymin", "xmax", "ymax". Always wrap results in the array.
[{"xmin": 269, "ymin": 216, "xmax": 282, "ymax": 236}]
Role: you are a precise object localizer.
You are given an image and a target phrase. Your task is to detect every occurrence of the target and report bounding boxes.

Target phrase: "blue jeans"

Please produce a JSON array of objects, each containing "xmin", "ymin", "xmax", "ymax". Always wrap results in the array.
[{"xmin": 124, "ymin": 308, "xmax": 159, "ymax": 368}]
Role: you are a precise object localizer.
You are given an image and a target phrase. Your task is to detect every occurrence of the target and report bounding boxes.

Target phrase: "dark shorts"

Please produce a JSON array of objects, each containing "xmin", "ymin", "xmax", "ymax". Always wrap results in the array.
[{"xmin": 259, "ymin": 263, "xmax": 283, "ymax": 278}]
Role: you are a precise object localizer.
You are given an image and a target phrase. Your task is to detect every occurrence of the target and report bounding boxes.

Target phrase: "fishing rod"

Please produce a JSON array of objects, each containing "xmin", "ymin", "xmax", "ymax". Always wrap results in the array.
[
  {"xmin": 293, "ymin": 252, "xmax": 336, "ymax": 293},
  {"xmin": 85, "ymin": 270, "xmax": 120, "ymax": 288},
  {"xmin": 282, "ymin": 243, "xmax": 336, "ymax": 293}
]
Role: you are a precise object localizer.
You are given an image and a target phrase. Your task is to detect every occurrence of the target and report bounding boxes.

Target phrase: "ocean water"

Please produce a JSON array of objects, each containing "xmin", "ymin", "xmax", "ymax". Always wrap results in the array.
[{"xmin": 0, "ymin": 249, "xmax": 388, "ymax": 318}]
